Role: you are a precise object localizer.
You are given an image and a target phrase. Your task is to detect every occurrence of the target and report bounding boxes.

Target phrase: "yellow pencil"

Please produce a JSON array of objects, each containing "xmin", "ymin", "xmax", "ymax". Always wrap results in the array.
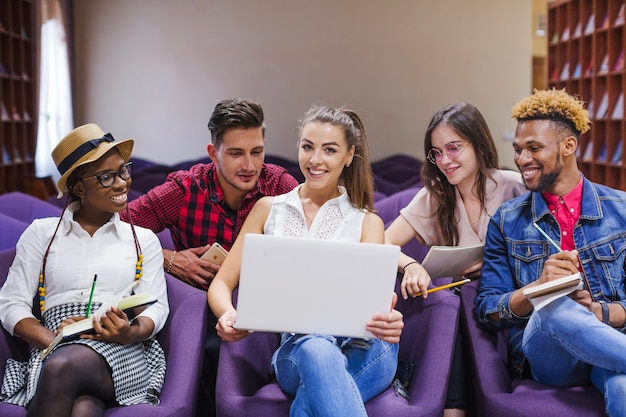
[{"xmin": 415, "ymin": 278, "xmax": 471, "ymax": 297}]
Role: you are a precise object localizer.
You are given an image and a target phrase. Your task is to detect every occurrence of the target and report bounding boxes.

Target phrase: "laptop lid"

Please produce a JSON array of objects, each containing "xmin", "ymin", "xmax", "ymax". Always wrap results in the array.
[{"xmin": 234, "ymin": 234, "xmax": 400, "ymax": 338}]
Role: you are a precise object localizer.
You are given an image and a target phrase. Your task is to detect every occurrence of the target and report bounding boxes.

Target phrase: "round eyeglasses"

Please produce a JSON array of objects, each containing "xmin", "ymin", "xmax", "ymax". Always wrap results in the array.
[
  {"xmin": 80, "ymin": 162, "xmax": 132, "ymax": 188},
  {"xmin": 427, "ymin": 143, "xmax": 468, "ymax": 164}
]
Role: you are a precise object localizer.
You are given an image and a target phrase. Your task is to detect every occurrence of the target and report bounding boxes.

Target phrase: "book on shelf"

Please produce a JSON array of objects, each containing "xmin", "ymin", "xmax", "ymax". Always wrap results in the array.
[
  {"xmin": 616, "ymin": 4, "xmax": 625, "ymax": 26},
  {"xmin": 572, "ymin": 62, "xmax": 581, "ymax": 78},
  {"xmin": 550, "ymin": 65, "xmax": 559, "ymax": 81},
  {"xmin": 2, "ymin": 146, "xmax": 10, "ymax": 164},
  {"xmin": 602, "ymin": 11, "xmax": 610, "ymax": 29},
  {"xmin": 573, "ymin": 21, "xmax": 582, "ymax": 38},
  {"xmin": 595, "ymin": 92, "xmax": 609, "ymax": 119},
  {"xmin": 551, "ymin": 31, "xmax": 559, "ymax": 45},
  {"xmin": 1, "ymin": 103, "xmax": 9, "ymax": 121},
  {"xmin": 587, "ymin": 98, "xmax": 595, "ymax": 117},
  {"xmin": 560, "ymin": 62, "xmax": 570, "ymax": 80},
  {"xmin": 561, "ymin": 26, "xmax": 570, "ymax": 41},
  {"xmin": 584, "ymin": 58, "xmax": 594, "ymax": 76},
  {"xmin": 41, "ymin": 281, "xmax": 157, "ymax": 360},
  {"xmin": 420, "ymin": 244, "xmax": 484, "ymax": 279},
  {"xmin": 598, "ymin": 142, "xmax": 607, "ymax": 162},
  {"xmin": 611, "ymin": 93, "xmax": 624, "ymax": 119},
  {"xmin": 522, "ymin": 273, "xmax": 582, "ymax": 311},
  {"xmin": 584, "ymin": 13, "xmax": 595, "ymax": 35},
  {"xmin": 599, "ymin": 54, "xmax": 610, "ymax": 74},
  {"xmin": 612, "ymin": 140, "xmax": 623, "ymax": 165},
  {"xmin": 615, "ymin": 51, "xmax": 625, "ymax": 71},
  {"xmin": 11, "ymin": 105, "xmax": 20, "ymax": 121},
  {"xmin": 582, "ymin": 141, "xmax": 594, "ymax": 161}
]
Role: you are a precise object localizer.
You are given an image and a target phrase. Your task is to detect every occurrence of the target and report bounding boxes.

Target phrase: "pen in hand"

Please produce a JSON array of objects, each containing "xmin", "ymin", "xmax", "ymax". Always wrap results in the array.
[
  {"xmin": 533, "ymin": 222, "xmax": 562, "ymax": 252},
  {"xmin": 85, "ymin": 274, "xmax": 97, "ymax": 318}
]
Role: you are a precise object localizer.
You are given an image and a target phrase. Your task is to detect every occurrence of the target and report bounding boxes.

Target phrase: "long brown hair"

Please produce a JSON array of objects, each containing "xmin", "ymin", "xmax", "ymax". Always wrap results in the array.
[
  {"xmin": 298, "ymin": 106, "xmax": 374, "ymax": 210},
  {"xmin": 421, "ymin": 102, "xmax": 499, "ymax": 245}
]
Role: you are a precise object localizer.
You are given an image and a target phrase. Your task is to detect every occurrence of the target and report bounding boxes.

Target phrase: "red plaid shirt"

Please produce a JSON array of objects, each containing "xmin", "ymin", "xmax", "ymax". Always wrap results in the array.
[{"xmin": 122, "ymin": 162, "xmax": 298, "ymax": 251}]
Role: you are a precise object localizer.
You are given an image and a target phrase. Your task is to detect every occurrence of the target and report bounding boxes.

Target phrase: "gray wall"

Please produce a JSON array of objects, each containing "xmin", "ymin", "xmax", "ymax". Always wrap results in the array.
[{"xmin": 73, "ymin": 0, "xmax": 532, "ymax": 169}]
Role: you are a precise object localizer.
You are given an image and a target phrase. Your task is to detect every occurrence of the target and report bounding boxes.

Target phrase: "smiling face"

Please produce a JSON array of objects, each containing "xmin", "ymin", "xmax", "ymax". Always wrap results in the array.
[
  {"xmin": 298, "ymin": 122, "xmax": 355, "ymax": 191},
  {"xmin": 209, "ymin": 126, "xmax": 265, "ymax": 198},
  {"xmin": 430, "ymin": 124, "xmax": 479, "ymax": 189},
  {"xmin": 71, "ymin": 149, "xmax": 131, "ymax": 214},
  {"xmin": 513, "ymin": 119, "xmax": 568, "ymax": 194}
]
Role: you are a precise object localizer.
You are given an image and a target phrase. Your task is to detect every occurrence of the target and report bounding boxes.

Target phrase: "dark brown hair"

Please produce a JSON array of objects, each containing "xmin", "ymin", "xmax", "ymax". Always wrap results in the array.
[
  {"xmin": 421, "ymin": 102, "xmax": 499, "ymax": 245},
  {"xmin": 207, "ymin": 98, "xmax": 265, "ymax": 147}
]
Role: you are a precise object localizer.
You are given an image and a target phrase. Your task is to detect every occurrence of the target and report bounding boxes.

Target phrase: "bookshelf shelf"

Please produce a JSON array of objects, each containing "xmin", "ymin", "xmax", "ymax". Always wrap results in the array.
[
  {"xmin": 549, "ymin": 0, "xmax": 626, "ymax": 190},
  {"xmin": 0, "ymin": 0, "xmax": 36, "ymax": 194}
]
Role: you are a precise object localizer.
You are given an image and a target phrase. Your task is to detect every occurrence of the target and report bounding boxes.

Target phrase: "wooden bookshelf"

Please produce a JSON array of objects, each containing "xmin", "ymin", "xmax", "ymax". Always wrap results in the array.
[
  {"xmin": 0, "ymin": 0, "xmax": 36, "ymax": 194},
  {"xmin": 549, "ymin": 0, "xmax": 626, "ymax": 190}
]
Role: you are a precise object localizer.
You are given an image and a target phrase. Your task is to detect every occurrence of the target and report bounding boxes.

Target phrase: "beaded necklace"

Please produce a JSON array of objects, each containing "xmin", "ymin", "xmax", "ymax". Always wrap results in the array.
[{"xmin": 38, "ymin": 204, "xmax": 143, "ymax": 322}]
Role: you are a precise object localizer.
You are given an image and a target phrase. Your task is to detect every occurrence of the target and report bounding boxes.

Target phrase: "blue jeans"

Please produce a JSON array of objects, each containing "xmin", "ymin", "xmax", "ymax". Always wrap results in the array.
[
  {"xmin": 272, "ymin": 334, "xmax": 398, "ymax": 417},
  {"xmin": 522, "ymin": 297, "xmax": 626, "ymax": 417}
]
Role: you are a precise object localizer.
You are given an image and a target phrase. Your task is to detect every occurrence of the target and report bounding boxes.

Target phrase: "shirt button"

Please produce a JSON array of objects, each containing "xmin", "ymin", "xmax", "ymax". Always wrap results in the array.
[
  {"xmin": 559, "ymin": 198, "xmax": 565, "ymax": 204},
  {"xmin": 552, "ymin": 210, "xmax": 556, "ymax": 214},
  {"xmin": 570, "ymin": 208, "xmax": 574, "ymax": 213},
  {"xmin": 563, "ymin": 231, "xmax": 568, "ymax": 236}
]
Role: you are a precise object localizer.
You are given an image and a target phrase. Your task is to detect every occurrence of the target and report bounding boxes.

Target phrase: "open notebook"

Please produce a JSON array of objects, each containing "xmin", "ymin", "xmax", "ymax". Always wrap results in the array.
[{"xmin": 234, "ymin": 234, "xmax": 400, "ymax": 338}]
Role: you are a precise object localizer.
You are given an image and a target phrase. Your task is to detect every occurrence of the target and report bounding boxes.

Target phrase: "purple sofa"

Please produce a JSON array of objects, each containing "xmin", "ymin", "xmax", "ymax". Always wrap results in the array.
[
  {"xmin": 0, "ymin": 249, "xmax": 209, "ymax": 417},
  {"xmin": 0, "ymin": 191, "xmax": 62, "ymax": 220},
  {"xmin": 374, "ymin": 187, "xmax": 429, "ymax": 263},
  {"xmin": 0, "ymin": 214, "xmax": 28, "ymax": 252},
  {"xmin": 215, "ymin": 287, "xmax": 460, "ymax": 416},
  {"xmin": 460, "ymin": 282, "xmax": 606, "ymax": 417}
]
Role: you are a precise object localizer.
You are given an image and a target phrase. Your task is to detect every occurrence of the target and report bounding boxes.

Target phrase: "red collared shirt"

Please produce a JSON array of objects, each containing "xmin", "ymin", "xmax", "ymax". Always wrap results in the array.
[
  {"xmin": 122, "ymin": 162, "xmax": 298, "ymax": 251},
  {"xmin": 541, "ymin": 174, "xmax": 583, "ymax": 251}
]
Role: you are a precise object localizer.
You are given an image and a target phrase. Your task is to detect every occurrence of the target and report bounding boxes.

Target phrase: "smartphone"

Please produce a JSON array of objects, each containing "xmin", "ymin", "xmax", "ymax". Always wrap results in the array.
[{"xmin": 200, "ymin": 242, "xmax": 229, "ymax": 265}]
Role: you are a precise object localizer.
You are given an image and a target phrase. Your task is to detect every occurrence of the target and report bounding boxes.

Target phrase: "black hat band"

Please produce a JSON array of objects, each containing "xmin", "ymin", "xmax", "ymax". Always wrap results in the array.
[{"xmin": 57, "ymin": 133, "xmax": 115, "ymax": 175}]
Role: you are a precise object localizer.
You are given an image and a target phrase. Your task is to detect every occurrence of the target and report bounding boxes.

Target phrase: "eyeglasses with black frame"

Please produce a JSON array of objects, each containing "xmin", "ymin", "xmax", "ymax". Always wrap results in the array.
[
  {"xmin": 80, "ymin": 162, "xmax": 133, "ymax": 188},
  {"xmin": 427, "ymin": 142, "xmax": 468, "ymax": 164}
]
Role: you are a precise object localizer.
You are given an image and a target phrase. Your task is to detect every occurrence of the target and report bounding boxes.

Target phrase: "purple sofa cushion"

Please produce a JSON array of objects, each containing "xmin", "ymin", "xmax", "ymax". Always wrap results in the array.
[
  {"xmin": 0, "ymin": 192, "xmax": 62, "ymax": 221},
  {"xmin": 460, "ymin": 282, "xmax": 605, "ymax": 417},
  {"xmin": 216, "ymin": 287, "xmax": 460, "ymax": 417}
]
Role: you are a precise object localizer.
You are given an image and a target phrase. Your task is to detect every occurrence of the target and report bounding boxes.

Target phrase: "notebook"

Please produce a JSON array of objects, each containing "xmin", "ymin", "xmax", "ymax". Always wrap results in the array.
[{"xmin": 234, "ymin": 234, "xmax": 400, "ymax": 338}]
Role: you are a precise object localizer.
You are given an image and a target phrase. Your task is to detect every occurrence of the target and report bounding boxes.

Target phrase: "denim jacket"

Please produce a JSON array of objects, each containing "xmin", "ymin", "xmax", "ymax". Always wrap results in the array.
[{"xmin": 475, "ymin": 175, "xmax": 626, "ymax": 378}]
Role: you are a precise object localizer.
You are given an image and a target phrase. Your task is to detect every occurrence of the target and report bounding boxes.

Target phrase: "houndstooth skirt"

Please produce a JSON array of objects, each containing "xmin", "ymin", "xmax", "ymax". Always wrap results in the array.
[{"xmin": 0, "ymin": 302, "xmax": 166, "ymax": 407}]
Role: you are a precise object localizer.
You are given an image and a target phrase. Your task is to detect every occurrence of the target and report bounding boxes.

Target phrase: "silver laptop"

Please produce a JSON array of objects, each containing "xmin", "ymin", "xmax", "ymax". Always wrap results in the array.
[{"xmin": 234, "ymin": 234, "xmax": 400, "ymax": 338}]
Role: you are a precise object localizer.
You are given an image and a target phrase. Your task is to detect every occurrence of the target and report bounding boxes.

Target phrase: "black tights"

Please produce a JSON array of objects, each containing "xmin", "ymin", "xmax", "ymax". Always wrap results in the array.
[{"xmin": 27, "ymin": 344, "xmax": 115, "ymax": 417}]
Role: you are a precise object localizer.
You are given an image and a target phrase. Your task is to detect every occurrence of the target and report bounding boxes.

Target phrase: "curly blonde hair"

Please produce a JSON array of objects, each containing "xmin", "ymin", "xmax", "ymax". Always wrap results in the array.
[{"xmin": 511, "ymin": 88, "xmax": 590, "ymax": 136}]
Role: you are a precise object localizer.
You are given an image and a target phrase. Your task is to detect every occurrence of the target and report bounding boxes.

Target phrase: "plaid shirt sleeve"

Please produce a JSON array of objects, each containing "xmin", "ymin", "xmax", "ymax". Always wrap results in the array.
[{"xmin": 123, "ymin": 171, "xmax": 188, "ymax": 233}]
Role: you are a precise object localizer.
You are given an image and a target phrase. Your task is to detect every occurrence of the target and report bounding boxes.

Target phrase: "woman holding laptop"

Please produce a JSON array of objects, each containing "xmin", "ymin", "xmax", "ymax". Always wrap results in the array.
[
  {"xmin": 208, "ymin": 105, "xmax": 403, "ymax": 416},
  {"xmin": 384, "ymin": 102, "xmax": 526, "ymax": 417}
]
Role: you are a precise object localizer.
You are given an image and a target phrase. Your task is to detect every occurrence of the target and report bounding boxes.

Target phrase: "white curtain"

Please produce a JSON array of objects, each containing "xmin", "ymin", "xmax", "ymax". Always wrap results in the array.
[{"xmin": 34, "ymin": 3, "xmax": 73, "ymax": 188}]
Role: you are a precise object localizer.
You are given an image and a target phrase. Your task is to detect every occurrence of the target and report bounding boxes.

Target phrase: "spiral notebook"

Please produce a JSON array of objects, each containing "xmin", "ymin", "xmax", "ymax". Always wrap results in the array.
[{"xmin": 234, "ymin": 234, "xmax": 400, "ymax": 338}]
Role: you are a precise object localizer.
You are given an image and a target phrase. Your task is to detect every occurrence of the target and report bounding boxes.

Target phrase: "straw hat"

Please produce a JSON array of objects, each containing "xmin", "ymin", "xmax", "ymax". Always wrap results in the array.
[{"xmin": 52, "ymin": 123, "xmax": 134, "ymax": 198}]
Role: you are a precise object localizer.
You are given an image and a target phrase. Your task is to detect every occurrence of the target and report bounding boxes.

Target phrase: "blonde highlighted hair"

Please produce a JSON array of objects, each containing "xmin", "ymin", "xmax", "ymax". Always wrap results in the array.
[{"xmin": 512, "ymin": 88, "xmax": 590, "ymax": 137}]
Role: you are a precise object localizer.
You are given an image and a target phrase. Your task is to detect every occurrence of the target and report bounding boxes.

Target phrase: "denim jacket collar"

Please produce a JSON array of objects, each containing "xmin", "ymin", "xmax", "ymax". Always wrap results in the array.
[{"xmin": 530, "ymin": 175, "xmax": 602, "ymax": 224}]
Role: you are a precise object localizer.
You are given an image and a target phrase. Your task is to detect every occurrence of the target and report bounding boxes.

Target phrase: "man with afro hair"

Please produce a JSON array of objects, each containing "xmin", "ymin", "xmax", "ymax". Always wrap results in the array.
[{"xmin": 475, "ymin": 88, "xmax": 626, "ymax": 416}]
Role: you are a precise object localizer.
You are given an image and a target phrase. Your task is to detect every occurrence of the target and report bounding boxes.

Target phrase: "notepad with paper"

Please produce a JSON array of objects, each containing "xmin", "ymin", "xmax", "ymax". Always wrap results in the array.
[
  {"xmin": 41, "ymin": 281, "xmax": 157, "ymax": 360},
  {"xmin": 522, "ymin": 272, "xmax": 582, "ymax": 311},
  {"xmin": 420, "ymin": 244, "xmax": 485, "ymax": 279},
  {"xmin": 234, "ymin": 234, "xmax": 400, "ymax": 338}
]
